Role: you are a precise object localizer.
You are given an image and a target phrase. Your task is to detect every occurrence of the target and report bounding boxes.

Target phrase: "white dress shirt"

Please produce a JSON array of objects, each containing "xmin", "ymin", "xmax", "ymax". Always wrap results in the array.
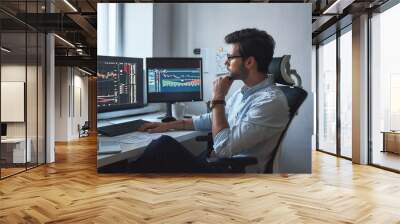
[{"xmin": 193, "ymin": 77, "xmax": 289, "ymax": 173}]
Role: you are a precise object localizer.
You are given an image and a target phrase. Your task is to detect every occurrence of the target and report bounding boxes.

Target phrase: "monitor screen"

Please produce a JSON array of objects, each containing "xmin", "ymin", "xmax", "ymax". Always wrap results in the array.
[
  {"xmin": 97, "ymin": 56, "xmax": 144, "ymax": 113},
  {"xmin": 146, "ymin": 58, "xmax": 203, "ymax": 103}
]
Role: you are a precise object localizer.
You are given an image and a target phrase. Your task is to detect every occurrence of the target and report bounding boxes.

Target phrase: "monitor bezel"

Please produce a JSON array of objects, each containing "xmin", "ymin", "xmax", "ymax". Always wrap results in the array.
[
  {"xmin": 97, "ymin": 55, "xmax": 145, "ymax": 113},
  {"xmin": 146, "ymin": 57, "xmax": 203, "ymax": 103}
]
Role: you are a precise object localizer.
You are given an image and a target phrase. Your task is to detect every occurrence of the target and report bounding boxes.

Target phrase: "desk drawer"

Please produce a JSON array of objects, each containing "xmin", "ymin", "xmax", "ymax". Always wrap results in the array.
[{"xmin": 0, "ymin": 146, "xmax": 14, "ymax": 164}]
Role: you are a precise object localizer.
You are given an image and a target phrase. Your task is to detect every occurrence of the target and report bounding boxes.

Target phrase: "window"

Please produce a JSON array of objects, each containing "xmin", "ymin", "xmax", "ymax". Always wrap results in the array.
[
  {"xmin": 317, "ymin": 35, "xmax": 337, "ymax": 155},
  {"xmin": 339, "ymin": 28, "xmax": 352, "ymax": 158},
  {"xmin": 370, "ymin": 2, "xmax": 400, "ymax": 171},
  {"xmin": 316, "ymin": 24, "xmax": 353, "ymax": 159}
]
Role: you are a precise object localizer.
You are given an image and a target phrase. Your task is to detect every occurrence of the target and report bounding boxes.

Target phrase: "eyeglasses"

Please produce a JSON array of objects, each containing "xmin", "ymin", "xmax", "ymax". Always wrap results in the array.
[{"xmin": 226, "ymin": 54, "xmax": 243, "ymax": 62}]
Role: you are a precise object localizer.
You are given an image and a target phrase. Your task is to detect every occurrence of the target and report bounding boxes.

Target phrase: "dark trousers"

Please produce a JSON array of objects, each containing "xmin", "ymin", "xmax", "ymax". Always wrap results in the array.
[{"xmin": 98, "ymin": 135, "xmax": 223, "ymax": 173}]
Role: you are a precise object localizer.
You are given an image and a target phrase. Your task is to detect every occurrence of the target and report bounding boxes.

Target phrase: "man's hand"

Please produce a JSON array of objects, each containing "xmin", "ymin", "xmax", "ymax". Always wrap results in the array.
[
  {"xmin": 138, "ymin": 122, "xmax": 170, "ymax": 133},
  {"xmin": 213, "ymin": 76, "xmax": 234, "ymax": 100}
]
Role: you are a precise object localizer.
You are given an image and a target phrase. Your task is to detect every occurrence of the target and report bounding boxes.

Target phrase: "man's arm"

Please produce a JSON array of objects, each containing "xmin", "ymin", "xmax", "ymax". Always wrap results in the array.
[
  {"xmin": 139, "ymin": 112, "xmax": 213, "ymax": 133},
  {"xmin": 212, "ymin": 104, "xmax": 229, "ymax": 138},
  {"xmin": 138, "ymin": 119, "xmax": 194, "ymax": 133},
  {"xmin": 165, "ymin": 119, "xmax": 195, "ymax": 130},
  {"xmin": 211, "ymin": 76, "xmax": 233, "ymax": 138},
  {"xmin": 139, "ymin": 75, "xmax": 232, "ymax": 134}
]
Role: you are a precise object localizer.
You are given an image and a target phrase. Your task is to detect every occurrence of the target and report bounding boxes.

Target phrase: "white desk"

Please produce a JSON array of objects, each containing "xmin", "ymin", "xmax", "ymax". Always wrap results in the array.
[
  {"xmin": 1, "ymin": 138, "xmax": 32, "ymax": 163},
  {"xmin": 97, "ymin": 112, "xmax": 207, "ymax": 168}
]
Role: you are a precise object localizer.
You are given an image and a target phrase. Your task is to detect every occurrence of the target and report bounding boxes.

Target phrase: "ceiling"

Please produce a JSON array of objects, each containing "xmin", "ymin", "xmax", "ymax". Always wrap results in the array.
[{"xmin": 0, "ymin": 0, "xmax": 390, "ymax": 72}]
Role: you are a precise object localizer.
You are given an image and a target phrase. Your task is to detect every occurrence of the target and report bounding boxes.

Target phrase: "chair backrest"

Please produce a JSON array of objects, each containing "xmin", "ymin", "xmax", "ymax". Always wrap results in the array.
[
  {"xmin": 264, "ymin": 85, "xmax": 307, "ymax": 173},
  {"xmin": 82, "ymin": 121, "xmax": 90, "ymax": 130}
]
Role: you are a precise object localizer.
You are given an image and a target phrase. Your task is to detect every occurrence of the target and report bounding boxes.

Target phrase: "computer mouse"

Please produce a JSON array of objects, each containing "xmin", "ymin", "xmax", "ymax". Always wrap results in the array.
[{"xmin": 161, "ymin": 117, "xmax": 177, "ymax": 123}]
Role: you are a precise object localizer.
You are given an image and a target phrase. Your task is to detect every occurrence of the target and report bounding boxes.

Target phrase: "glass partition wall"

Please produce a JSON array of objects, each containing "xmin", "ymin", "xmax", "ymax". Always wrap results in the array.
[
  {"xmin": 0, "ymin": 2, "xmax": 46, "ymax": 179},
  {"xmin": 370, "ymin": 3, "xmax": 400, "ymax": 171},
  {"xmin": 316, "ymin": 26, "xmax": 353, "ymax": 159}
]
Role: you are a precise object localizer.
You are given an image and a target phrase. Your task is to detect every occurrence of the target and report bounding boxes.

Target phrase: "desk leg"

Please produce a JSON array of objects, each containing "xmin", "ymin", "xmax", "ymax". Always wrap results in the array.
[{"xmin": 382, "ymin": 133, "xmax": 386, "ymax": 153}]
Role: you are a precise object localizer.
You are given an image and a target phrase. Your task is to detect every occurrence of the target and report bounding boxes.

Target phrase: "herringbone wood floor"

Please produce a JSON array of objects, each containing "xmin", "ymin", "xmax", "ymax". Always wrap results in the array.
[{"xmin": 1, "ymin": 135, "xmax": 400, "ymax": 223}]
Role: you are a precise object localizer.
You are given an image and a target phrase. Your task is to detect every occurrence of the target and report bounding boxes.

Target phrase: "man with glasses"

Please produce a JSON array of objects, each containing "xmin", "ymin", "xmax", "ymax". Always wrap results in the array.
[{"xmin": 118, "ymin": 28, "xmax": 289, "ymax": 173}]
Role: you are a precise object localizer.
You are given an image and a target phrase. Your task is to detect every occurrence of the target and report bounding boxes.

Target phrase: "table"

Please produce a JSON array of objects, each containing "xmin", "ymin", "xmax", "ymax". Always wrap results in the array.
[
  {"xmin": 97, "ymin": 113, "xmax": 207, "ymax": 168},
  {"xmin": 382, "ymin": 131, "xmax": 400, "ymax": 154},
  {"xmin": 1, "ymin": 138, "xmax": 32, "ymax": 164}
]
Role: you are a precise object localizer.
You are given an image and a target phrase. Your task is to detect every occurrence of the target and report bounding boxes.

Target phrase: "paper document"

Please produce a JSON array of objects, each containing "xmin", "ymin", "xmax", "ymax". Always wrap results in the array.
[{"xmin": 98, "ymin": 141, "xmax": 122, "ymax": 155}]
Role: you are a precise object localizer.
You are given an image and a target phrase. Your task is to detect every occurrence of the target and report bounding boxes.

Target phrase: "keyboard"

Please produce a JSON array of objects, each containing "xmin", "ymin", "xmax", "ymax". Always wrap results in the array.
[{"xmin": 98, "ymin": 119, "xmax": 150, "ymax": 137}]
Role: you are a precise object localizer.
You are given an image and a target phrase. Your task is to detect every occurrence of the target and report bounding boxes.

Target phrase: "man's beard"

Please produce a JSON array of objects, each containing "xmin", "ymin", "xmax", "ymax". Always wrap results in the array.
[{"xmin": 228, "ymin": 64, "xmax": 249, "ymax": 81}]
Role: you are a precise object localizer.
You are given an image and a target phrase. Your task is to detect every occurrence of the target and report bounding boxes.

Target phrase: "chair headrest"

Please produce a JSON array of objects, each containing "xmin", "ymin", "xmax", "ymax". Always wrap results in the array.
[{"xmin": 268, "ymin": 55, "xmax": 295, "ymax": 86}]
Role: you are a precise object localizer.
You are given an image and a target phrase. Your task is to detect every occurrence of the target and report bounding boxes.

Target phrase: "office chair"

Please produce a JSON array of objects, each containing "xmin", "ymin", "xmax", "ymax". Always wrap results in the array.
[
  {"xmin": 197, "ymin": 55, "xmax": 308, "ymax": 173},
  {"xmin": 78, "ymin": 121, "xmax": 90, "ymax": 138}
]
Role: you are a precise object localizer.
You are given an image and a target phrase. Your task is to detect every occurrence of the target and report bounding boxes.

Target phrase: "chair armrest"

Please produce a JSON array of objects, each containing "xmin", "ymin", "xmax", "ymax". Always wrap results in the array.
[
  {"xmin": 195, "ymin": 133, "xmax": 214, "ymax": 156},
  {"xmin": 195, "ymin": 134, "xmax": 212, "ymax": 142}
]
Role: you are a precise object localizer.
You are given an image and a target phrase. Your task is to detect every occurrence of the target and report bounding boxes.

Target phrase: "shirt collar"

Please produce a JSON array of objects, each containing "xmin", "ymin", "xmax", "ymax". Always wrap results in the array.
[{"xmin": 240, "ymin": 75, "xmax": 275, "ymax": 98}]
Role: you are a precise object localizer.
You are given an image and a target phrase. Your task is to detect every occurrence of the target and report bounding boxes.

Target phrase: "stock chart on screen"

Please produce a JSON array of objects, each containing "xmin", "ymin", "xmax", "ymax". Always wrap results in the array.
[
  {"xmin": 148, "ymin": 68, "xmax": 201, "ymax": 93},
  {"xmin": 97, "ymin": 57, "xmax": 143, "ymax": 111}
]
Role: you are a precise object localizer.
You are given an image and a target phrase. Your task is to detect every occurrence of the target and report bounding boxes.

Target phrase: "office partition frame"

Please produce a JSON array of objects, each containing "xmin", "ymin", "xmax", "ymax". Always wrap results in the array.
[{"xmin": 0, "ymin": 1, "xmax": 47, "ymax": 180}]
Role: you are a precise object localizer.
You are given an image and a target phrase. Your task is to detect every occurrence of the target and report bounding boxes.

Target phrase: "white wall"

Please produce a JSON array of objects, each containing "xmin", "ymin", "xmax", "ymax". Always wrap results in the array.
[
  {"xmin": 153, "ymin": 4, "xmax": 173, "ymax": 57},
  {"xmin": 1, "ymin": 65, "xmax": 27, "ymax": 139},
  {"xmin": 55, "ymin": 67, "xmax": 89, "ymax": 141},
  {"xmin": 97, "ymin": 3, "xmax": 160, "ymax": 118},
  {"xmin": 98, "ymin": 3, "xmax": 154, "ymax": 58},
  {"xmin": 72, "ymin": 74, "xmax": 89, "ymax": 138},
  {"xmin": 55, "ymin": 67, "xmax": 69, "ymax": 141},
  {"xmin": 1, "ymin": 63, "xmax": 46, "ymax": 164},
  {"xmin": 161, "ymin": 3, "xmax": 312, "ymax": 173}
]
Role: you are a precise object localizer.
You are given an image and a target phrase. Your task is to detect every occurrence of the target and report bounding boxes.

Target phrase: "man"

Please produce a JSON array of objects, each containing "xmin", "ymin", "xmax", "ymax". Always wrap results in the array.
[{"xmin": 131, "ymin": 28, "xmax": 289, "ymax": 173}]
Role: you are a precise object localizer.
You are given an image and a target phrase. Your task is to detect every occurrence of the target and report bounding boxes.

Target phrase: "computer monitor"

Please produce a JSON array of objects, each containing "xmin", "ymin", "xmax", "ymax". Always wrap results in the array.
[
  {"xmin": 97, "ymin": 56, "xmax": 144, "ymax": 113},
  {"xmin": 1, "ymin": 123, "xmax": 7, "ymax": 138},
  {"xmin": 146, "ymin": 57, "xmax": 203, "ymax": 120}
]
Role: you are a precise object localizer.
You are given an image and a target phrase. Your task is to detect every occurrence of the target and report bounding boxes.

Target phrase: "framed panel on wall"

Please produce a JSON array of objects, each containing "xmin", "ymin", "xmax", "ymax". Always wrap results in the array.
[{"xmin": 1, "ymin": 81, "xmax": 25, "ymax": 122}]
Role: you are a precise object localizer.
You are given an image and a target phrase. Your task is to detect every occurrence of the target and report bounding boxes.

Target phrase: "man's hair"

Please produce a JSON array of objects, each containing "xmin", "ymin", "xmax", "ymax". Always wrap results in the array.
[{"xmin": 225, "ymin": 28, "xmax": 275, "ymax": 74}]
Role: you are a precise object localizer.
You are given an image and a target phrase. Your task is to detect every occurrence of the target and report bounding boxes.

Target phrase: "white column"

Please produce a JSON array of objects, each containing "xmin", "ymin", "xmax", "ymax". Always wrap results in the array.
[{"xmin": 46, "ymin": 33, "xmax": 55, "ymax": 163}]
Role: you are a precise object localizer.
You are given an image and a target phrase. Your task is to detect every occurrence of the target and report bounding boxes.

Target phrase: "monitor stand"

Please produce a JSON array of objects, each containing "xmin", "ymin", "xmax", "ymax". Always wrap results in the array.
[{"xmin": 159, "ymin": 103, "xmax": 177, "ymax": 122}]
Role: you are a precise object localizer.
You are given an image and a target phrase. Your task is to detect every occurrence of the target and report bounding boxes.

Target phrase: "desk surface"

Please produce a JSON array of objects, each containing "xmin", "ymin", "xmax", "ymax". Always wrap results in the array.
[
  {"xmin": 98, "ymin": 112, "xmax": 195, "ymax": 127},
  {"xmin": 1, "ymin": 138, "xmax": 30, "ymax": 143},
  {"xmin": 97, "ymin": 112, "xmax": 206, "ymax": 168},
  {"xmin": 381, "ymin": 131, "xmax": 400, "ymax": 134}
]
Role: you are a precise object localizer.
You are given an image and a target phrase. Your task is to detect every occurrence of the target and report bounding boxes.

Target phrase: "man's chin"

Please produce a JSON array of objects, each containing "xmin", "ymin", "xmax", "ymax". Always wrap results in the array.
[{"xmin": 229, "ymin": 73, "xmax": 240, "ymax": 80}]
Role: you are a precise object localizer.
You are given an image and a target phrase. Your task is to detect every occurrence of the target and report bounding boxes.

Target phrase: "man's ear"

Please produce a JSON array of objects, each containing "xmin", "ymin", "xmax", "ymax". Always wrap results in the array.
[{"xmin": 245, "ymin": 56, "xmax": 256, "ymax": 69}]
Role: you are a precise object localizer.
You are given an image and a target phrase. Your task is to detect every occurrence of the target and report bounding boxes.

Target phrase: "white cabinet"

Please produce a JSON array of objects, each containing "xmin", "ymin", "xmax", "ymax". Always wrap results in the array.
[{"xmin": 1, "ymin": 138, "xmax": 32, "ymax": 163}]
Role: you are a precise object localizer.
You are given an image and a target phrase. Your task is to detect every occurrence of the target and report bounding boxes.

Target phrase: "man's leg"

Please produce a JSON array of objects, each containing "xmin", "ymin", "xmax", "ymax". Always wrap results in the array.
[
  {"xmin": 127, "ymin": 135, "xmax": 209, "ymax": 173},
  {"xmin": 97, "ymin": 159, "xmax": 129, "ymax": 173}
]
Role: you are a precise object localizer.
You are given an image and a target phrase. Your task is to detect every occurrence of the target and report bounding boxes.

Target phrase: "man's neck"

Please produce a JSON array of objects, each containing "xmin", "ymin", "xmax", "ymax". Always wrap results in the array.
[{"xmin": 243, "ymin": 73, "xmax": 267, "ymax": 87}]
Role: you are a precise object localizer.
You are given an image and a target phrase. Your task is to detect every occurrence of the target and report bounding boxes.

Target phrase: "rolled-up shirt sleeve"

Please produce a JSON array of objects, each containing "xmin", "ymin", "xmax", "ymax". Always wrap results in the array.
[
  {"xmin": 212, "ymin": 95, "xmax": 289, "ymax": 158},
  {"xmin": 192, "ymin": 112, "xmax": 212, "ymax": 131}
]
